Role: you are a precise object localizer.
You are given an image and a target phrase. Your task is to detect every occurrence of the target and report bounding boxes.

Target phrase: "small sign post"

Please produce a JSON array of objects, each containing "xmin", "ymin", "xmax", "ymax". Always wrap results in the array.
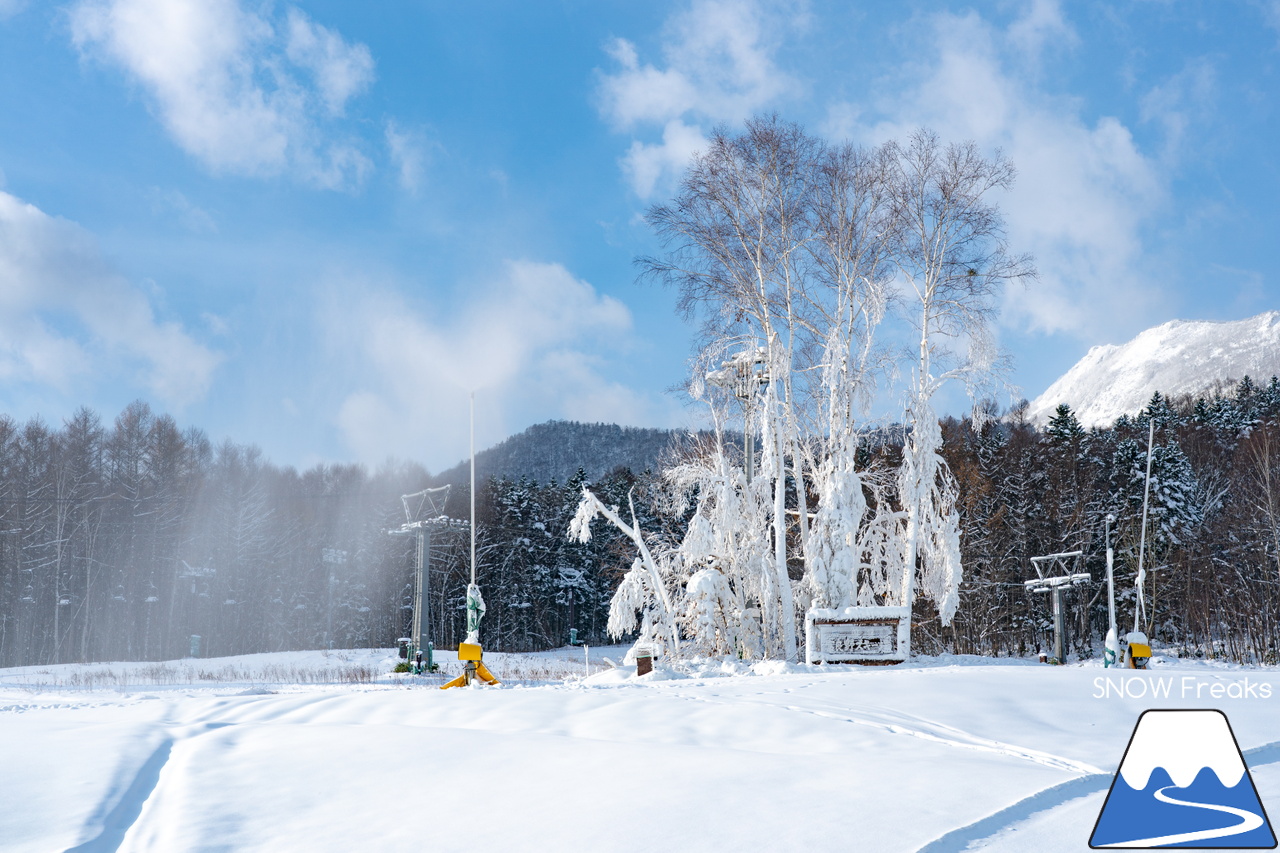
[{"xmin": 805, "ymin": 606, "xmax": 910, "ymax": 665}]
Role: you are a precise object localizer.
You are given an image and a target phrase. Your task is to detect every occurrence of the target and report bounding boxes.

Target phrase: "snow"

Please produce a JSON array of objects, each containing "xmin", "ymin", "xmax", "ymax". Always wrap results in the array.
[
  {"xmin": 3, "ymin": 649, "xmax": 1280, "ymax": 852},
  {"xmin": 1027, "ymin": 311, "xmax": 1280, "ymax": 427}
]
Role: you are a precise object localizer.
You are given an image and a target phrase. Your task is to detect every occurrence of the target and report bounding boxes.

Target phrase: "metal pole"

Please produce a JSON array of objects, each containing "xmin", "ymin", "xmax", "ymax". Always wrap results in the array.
[
  {"xmin": 1106, "ymin": 517, "xmax": 1116, "ymax": 632},
  {"xmin": 1053, "ymin": 587, "xmax": 1066, "ymax": 663},
  {"xmin": 412, "ymin": 529, "xmax": 425, "ymax": 657},
  {"xmin": 1134, "ymin": 418, "xmax": 1155, "ymax": 633},
  {"xmin": 420, "ymin": 528, "xmax": 434, "ymax": 657},
  {"xmin": 470, "ymin": 392, "xmax": 477, "ymax": 587}
]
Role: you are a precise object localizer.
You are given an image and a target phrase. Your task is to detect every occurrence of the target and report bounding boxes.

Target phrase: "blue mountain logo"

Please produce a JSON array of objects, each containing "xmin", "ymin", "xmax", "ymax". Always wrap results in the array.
[{"xmin": 1091, "ymin": 709, "xmax": 1276, "ymax": 848}]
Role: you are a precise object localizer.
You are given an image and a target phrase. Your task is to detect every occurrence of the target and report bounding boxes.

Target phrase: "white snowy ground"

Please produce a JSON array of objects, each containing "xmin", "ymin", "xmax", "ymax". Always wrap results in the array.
[{"xmin": 3, "ymin": 648, "xmax": 1279, "ymax": 853}]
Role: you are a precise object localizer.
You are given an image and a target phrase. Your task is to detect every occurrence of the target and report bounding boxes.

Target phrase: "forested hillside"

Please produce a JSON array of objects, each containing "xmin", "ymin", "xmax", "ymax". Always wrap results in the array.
[{"xmin": 431, "ymin": 420, "xmax": 677, "ymax": 487}]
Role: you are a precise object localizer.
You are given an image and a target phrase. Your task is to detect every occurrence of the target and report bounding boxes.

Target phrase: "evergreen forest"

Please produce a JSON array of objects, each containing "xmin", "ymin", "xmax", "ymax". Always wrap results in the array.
[{"xmin": 7, "ymin": 375, "xmax": 1280, "ymax": 667}]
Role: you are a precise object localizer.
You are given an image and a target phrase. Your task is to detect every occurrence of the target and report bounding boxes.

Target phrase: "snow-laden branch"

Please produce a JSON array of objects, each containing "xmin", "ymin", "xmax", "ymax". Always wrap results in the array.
[{"xmin": 570, "ymin": 488, "xmax": 680, "ymax": 657}]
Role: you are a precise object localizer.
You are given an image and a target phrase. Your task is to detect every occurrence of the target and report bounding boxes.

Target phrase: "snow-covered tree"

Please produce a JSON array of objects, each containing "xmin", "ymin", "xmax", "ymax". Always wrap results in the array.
[
  {"xmin": 604, "ymin": 119, "xmax": 1033, "ymax": 662},
  {"xmin": 666, "ymin": 439, "xmax": 772, "ymax": 658},
  {"xmin": 1046, "ymin": 404, "xmax": 1085, "ymax": 444},
  {"xmin": 888, "ymin": 130, "xmax": 1035, "ymax": 650},
  {"xmin": 570, "ymin": 487, "xmax": 681, "ymax": 657}
]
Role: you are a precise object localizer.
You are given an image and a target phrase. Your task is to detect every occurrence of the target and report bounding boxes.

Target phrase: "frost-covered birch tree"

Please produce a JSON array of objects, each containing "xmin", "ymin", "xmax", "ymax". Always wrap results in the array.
[
  {"xmin": 608, "ymin": 119, "xmax": 893, "ymax": 659},
  {"xmin": 664, "ymin": 434, "xmax": 772, "ymax": 658},
  {"xmin": 887, "ymin": 130, "xmax": 1035, "ymax": 653},
  {"xmin": 639, "ymin": 116, "xmax": 828, "ymax": 659},
  {"xmin": 594, "ymin": 118, "xmax": 1031, "ymax": 662},
  {"xmin": 569, "ymin": 487, "xmax": 681, "ymax": 658},
  {"xmin": 802, "ymin": 140, "xmax": 900, "ymax": 611}
]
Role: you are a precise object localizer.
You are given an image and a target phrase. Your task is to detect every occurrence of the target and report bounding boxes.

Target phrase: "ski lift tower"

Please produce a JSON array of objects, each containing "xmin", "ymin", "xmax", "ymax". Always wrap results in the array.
[
  {"xmin": 1024, "ymin": 551, "xmax": 1091, "ymax": 664},
  {"xmin": 705, "ymin": 345, "xmax": 770, "ymax": 482},
  {"xmin": 389, "ymin": 485, "xmax": 454, "ymax": 673}
]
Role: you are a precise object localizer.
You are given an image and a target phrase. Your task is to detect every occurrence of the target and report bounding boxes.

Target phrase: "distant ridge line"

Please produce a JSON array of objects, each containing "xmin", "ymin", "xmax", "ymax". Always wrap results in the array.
[
  {"xmin": 1027, "ymin": 312, "xmax": 1280, "ymax": 428},
  {"xmin": 429, "ymin": 420, "xmax": 683, "ymax": 488}
]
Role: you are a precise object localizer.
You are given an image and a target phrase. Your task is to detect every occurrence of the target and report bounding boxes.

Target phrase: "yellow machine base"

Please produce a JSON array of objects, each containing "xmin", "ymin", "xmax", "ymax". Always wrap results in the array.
[
  {"xmin": 1126, "ymin": 642, "xmax": 1152, "ymax": 669},
  {"xmin": 440, "ymin": 649, "xmax": 501, "ymax": 689}
]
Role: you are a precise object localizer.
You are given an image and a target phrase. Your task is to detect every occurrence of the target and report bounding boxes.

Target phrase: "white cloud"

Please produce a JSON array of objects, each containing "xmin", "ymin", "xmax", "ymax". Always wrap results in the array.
[
  {"xmin": 0, "ymin": 0, "xmax": 27, "ymax": 20},
  {"xmin": 384, "ymin": 120, "xmax": 434, "ymax": 195},
  {"xmin": 1006, "ymin": 0, "xmax": 1078, "ymax": 61},
  {"xmin": 69, "ymin": 0, "xmax": 374, "ymax": 188},
  {"xmin": 597, "ymin": 0, "xmax": 803, "ymax": 197},
  {"xmin": 147, "ymin": 188, "xmax": 217, "ymax": 233},
  {"xmin": 1263, "ymin": 0, "xmax": 1280, "ymax": 36},
  {"xmin": 845, "ymin": 7, "xmax": 1167, "ymax": 342},
  {"xmin": 599, "ymin": 37, "xmax": 700, "ymax": 129},
  {"xmin": 1139, "ymin": 59, "xmax": 1216, "ymax": 164},
  {"xmin": 202, "ymin": 312, "xmax": 231, "ymax": 337},
  {"xmin": 537, "ymin": 349, "xmax": 660, "ymax": 427},
  {"xmin": 620, "ymin": 120, "xmax": 707, "ymax": 200},
  {"xmin": 284, "ymin": 8, "xmax": 374, "ymax": 116},
  {"xmin": 327, "ymin": 261, "xmax": 673, "ymax": 469},
  {"xmin": 0, "ymin": 190, "xmax": 222, "ymax": 405}
]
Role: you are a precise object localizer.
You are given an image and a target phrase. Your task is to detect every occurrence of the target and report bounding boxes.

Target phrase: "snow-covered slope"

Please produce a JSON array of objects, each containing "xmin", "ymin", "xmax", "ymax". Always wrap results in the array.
[
  {"xmin": 1028, "ymin": 312, "xmax": 1280, "ymax": 427},
  {"xmin": 4, "ymin": 650, "xmax": 1280, "ymax": 852}
]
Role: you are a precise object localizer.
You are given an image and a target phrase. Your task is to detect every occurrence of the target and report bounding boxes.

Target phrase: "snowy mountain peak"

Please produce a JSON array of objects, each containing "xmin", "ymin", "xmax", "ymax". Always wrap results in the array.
[{"xmin": 1027, "ymin": 312, "xmax": 1280, "ymax": 427}]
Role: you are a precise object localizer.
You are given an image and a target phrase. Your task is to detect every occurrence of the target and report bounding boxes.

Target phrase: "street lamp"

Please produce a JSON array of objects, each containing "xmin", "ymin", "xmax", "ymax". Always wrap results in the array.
[{"xmin": 705, "ymin": 345, "xmax": 770, "ymax": 481}]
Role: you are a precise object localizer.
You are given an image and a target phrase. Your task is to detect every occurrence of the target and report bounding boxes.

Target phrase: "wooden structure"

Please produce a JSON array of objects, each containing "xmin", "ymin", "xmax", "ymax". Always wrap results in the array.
[{"xmin": 804, "ymin": 606, "xmax": 910, "ymax": 664}]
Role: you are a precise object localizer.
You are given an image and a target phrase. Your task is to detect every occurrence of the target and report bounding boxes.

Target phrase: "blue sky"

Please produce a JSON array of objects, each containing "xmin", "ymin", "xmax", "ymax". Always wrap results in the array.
[{"xmin": 0, "ymin": 0, "xmax": 1277, "ymax": 473}]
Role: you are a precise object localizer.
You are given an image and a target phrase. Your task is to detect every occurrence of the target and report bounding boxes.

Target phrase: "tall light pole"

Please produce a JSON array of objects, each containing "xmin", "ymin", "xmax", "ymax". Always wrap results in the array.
[
  {"xmin": 465, "ymin": 391, "xmax": 484, "ymax": 646},
  {"xmin": 443, "ymin": 391, "xmax": 499, "ymax": 687},
  {"xmin": 706, "ymin": 346, "xmax": 770, "ymax": 481},
  {"xmin": 470, "ymin": 391, "xmax": 477, "ymax": 590}
]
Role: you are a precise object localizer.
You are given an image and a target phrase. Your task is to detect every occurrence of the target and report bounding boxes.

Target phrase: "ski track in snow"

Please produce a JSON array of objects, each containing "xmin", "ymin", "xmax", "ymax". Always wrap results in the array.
[
  {"xmin": 52, "ymin": 684, "xmax": 1098, "ymax": 852},
  {"xmin": 915, "ymin": 772, "xmax": 1111, "ymax": 853},
  {"xmin": 669, "ymin": 689, "xmax": 1102, "ymax": 775},
  {"xmin": 63, "ymin": 738, "xmax": 175, "ymax": 853},
  {"xmin": 915, "ymin": 739, "xmax": 1280, "ymax": 851},
  {"xmin": 32, "ymin": 670, "xmax": 1280, "ymax": 853},
  {"xmin": 789, "ymin": 699, "xmax": 1103, "ymax": 775},
  {"xmin": 62, "ymin": 719, "xmax": 236, "ymax": 853}
]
